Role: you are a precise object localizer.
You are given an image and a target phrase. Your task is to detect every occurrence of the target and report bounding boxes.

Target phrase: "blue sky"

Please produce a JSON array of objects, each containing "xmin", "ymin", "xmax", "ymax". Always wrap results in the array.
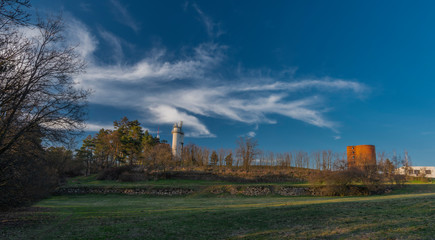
[{"xmin": 33, "ymin": 0, "xmax": 435, "ymax": 166}]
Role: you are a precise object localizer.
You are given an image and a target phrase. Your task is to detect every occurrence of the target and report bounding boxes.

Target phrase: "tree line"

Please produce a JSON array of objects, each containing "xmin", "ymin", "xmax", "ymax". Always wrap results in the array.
[
  {"xmin": 76, "ymin": 117, "xmax": 410, "ymax": 176},
  {"xmin": 76, "ymin": 117, "xmax": 411, "ymax": 196}
]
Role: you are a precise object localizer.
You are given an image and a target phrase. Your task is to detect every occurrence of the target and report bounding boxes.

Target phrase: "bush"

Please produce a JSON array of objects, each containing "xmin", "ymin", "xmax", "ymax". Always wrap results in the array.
[
  {"xmin": 312, "ymin": 184, "xmax": 370, "ymax": 196},
  {"xmin": 118, "ymin": 172, "xmax": 147, "ymax": 182},
  {"xmin": 45, "ymin": 147, "xmax": 83, "ymax": 183},
  {"xmin": 0, "ymin": 149, "xmax": 58, "ymax": 210},
  {"xmin": 309, "ymin": 167, "xmax": 395, "ymax": 196},
  {"xmin": 144, "ymin": 170, "xmax": 304, "ymax": 183},
  {"xmin": 97, "ymin": 165, "xmax": 135, "ymax": 181}
]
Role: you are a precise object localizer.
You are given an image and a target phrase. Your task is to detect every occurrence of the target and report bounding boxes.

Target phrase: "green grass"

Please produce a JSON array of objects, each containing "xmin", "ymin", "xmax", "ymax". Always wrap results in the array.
[
  {"xmin": 406, "ymin": 179, "xmax": 434, "ymax": 184},
  {"xmin": 65, "ymin": 175, "xmax": 309, "ymax": 188},
  {"xmin": 392, "ymin": 183, "xmax": 435, "ymax": 195},
  {"xmin": 67, "ymin": 174, "xmax": 434, "ymax": 188},
  {"xmin": 1, "ymin": 185, "xmax": 434, "ymax": 239},
  {"xmin": 66, "ymin": 174, "xmax": 236, "ymax": 187}
]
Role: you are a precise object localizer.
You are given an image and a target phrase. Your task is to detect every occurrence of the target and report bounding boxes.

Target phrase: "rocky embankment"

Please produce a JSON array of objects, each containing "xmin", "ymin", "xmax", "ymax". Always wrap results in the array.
[
  {"xmin": 55, "ymin": 187, "xmax": 195, "ymax": 196},
  {"xmin": 207, "ymin": 185, "xmax": 311, "ymax": 196},
  {"xmin": 55, "ymin": 185, "xmax": 313, "ymax": 196}
]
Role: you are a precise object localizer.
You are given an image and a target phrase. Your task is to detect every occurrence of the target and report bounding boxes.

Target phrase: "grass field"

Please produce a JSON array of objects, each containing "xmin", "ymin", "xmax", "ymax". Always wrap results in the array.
[
  {"xmin": 64, "ymin": 175, "xmax": 308, "ymax": 188},
  {"xmin": 1, "ymin": 183, "xmax": 434, "ymax": 239}
]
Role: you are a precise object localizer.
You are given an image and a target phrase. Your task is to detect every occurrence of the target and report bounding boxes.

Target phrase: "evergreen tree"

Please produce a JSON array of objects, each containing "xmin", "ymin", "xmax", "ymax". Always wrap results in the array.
[
  {"xmin": 225, "ymin": 153, "xmax": 233, "ymax": 167},
  {"xmin": 210, "ymin": 151, "xmax": 218, "ymax": 166}
]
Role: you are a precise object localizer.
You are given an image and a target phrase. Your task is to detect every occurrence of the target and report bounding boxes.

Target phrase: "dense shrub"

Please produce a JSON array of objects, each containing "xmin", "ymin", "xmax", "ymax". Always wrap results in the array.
[
  {"xmin": 118, "ymin": 172, "xmax": 148, "ymax": 182},
  {"xmin": 45, "ymin": 147, "xmax": 84, "ymax": 183},
  {"xmin": 312, "ymin": 185, "xmax": 370, "ymax": 196},
  {"xmin": 0, "ymin": 149, "xmax": 58, "ymax": 210},
  {"xmin": 96, "ymin": 165, "xmax": 135, "ymax": 181},
  {"xmin": 308, "ymin": 167, "xmax": 399, "ymax": 196},
  {"xmin": 148, "ymin": 170, "xmax": 304, "ymax": 183},
  {"xmin": 406, "ymin": 175, "xmax": 432, "ymax": 183}
]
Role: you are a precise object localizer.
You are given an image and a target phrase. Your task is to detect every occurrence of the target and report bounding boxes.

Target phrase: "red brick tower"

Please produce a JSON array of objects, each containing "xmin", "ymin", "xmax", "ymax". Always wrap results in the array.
[{"xmin": 347, "ymin": 145, "xmax": 376, "ymax": 168}]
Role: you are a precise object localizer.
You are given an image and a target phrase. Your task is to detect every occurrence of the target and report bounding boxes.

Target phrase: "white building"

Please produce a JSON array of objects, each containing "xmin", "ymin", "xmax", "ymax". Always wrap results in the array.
[
  {"xmin": 396, "ymin": 166, "xmax": 435, "ymax": 178},
  {"xmin": 171, "ymin": 121, "xmax": 184, "ymax": 158}
]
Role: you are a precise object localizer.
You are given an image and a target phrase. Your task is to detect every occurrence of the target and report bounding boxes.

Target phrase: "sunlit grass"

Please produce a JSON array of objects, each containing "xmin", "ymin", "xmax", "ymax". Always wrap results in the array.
[
  {"xmin": 2, "ymin": 177, "xmax": 434, "ymax": 239},
  {"xmin": 1, "ymin": 185, "xmax": 434, "ymax": 239}
]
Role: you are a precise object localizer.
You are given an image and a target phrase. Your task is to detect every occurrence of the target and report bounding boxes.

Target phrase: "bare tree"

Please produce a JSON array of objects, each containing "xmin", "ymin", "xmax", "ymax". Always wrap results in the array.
[
  {"xmin": 303, "ymin": 151, "xmax": 310, "ymax": 169},
  {"xmin": 153, "ymin": 143, "xmax": 173, "ymax": 172},
  {"xmin": 377, "ymin": 151, "xmax": 386, "ymax": 165},
  {"xmin": 284, "ymin": 152, "xmax": 292, "ymax": 167},
  {"xmin": 217, "ymin": 148, "xmax": 225, "ymax": 169},
  {"xmin": 333, "ymin": 152, "xmax": 347, "ymax": 171},
  {"xmin": 321, "ymin": 150, "xmax": 333, "ymax": 170},
  {"xmin": 403, "ymin": 150, "xmax": 411, "ymax": 167},
  {"xmin": 0, "ymin": 2, "xmax": 89, "ymax": 208},
  {"xmin": 295, "ymin": 151, "xmax": 304, "ymax": 168},
  {"xmin": 331, "ymin": 152, "xmax": 341, "ymax": 170},
  {"xmin": 0, "ymin": 13, "xmax": 88, "ymax": 157},
  {"xmin": 201, "ymin": 147, "xmax": 210, "ymax": 167},
  {"xmin": 236, "ymin": 137, "xmax": 259, "ymax": 171},
  {"xmin": 268, "ymin": 151, "xmax": 274, "ymax": 167},
  {"xmin": 313, "ymin": 151, "xmax": 321, "ymax": 170},
  {"xmin": 276, "ymin": 153, "xmax": 285, "ymax": 167},
  {"xmin": 257, "ymin": 150, "xmax": 264, "ymax": 166},
  {"xmin": 192, "ymin": 144, "xmax": 203, "ymax": 167},
  {"xmin": 180, "ymin": 143, "xmax": 193, "ymax": 167},
  {"xmin": 0, "ymin": 0, "xmax": 30, "ymax": 30}
]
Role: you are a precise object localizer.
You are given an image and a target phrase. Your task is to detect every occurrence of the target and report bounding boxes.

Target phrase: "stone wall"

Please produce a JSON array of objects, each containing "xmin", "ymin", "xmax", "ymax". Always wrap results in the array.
[
  {"xmin": 55, "ymin": 187, "xmax": 195, "ymax": 196},
  {"xmin": 55, "ymin": 185, "xmax": 312, "ymax": 196},
  {"xmin": 205, "ymin": 185, "xmax": 311, "ymax": 196}
]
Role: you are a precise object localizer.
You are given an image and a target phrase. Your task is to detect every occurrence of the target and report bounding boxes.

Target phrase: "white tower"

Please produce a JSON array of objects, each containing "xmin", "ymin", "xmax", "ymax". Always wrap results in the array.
[{"xmin": 171, "ymin": 121, "xmax": 184, "ymax": 158}]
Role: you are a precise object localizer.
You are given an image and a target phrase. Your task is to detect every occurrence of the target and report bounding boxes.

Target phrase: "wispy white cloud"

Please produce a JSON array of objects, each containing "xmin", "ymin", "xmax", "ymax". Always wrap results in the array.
[
  {"xmin": 68, "ymin": 12, "xmax": 368, "ymax": 137},
  {"xmin": 84, "ymin": 122, "xmax": 155, "ymax": 133},
  {"xmin": 334, "ymin": 135, "xmax": 341, "ymax": 140},
  {"xmin": 40, "ymin": 117, "xmax": 83, "ymax": 131},
  {"xmin": 85, "ymin": 123, "xmax": 115, "ymax": 132},
  {"xmin": 149, "ymin": 105, "xmax": 215, "ymax": 138},
  {"xmin": 76, "ymin": 42, "xmax": 224, "ymax": 90},
  {"xmin": 65, "ymin": 17, "xmax": 97, "ymax": 60},
  {"xmin": 191, "ymin": 3, "xmax": 224, "ymax": 38},
  {"xmin": 79, "ymin": 2, "xmax": 91, "ymax": 12},
  {"xmin": 98, "ymin": 28, "xmax": 124, "ymax": 61},
  {"xmin": 110, "ymin": 0, "xmax": 140, "ymax": 33},
  {"xmin": 236, "ymin": 79, "xmax": 366, "ymax": 93},
  {"xmin": 247, "ymin": 131, "xmax": 256, "ymax": 138},
  {"xmin": 43, "ymin": 119, "xmax": 115, "ymax": 133}
]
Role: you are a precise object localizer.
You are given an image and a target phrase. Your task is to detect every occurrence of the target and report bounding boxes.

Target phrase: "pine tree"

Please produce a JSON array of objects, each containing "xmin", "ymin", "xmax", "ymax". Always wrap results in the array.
[
  {"xmin": 225, "ymin": 153, "xmax": 233, "ymax": 167},
  {"xmin": 210, "ymin": 151, "xmax": 218, "ymax": 166}
]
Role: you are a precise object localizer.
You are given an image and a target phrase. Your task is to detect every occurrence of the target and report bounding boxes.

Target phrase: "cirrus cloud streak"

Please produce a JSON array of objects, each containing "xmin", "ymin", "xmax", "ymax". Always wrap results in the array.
[{"xmin": 67, "ymin": 18, "xmax": 368, "ymax": 137}]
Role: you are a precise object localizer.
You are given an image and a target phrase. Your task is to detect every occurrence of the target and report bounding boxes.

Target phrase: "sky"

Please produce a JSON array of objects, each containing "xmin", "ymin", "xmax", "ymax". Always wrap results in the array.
[{"xmin": 31, "ymin": 0, "xmax": 435, "ymax": 166}]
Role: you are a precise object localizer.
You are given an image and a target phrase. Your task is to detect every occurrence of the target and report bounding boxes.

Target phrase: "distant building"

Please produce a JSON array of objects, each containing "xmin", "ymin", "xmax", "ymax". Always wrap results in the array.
[
  {"xmin": 347, "ymin": 145, "xmax": 376, "ymax": 168},
  {"xmin": 171, "ymin": 121, "xmax": 184, "ymax": 158},
  {"xmin": 396, "ymin": 166, "xmax": 435, "ymax": 178}
]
